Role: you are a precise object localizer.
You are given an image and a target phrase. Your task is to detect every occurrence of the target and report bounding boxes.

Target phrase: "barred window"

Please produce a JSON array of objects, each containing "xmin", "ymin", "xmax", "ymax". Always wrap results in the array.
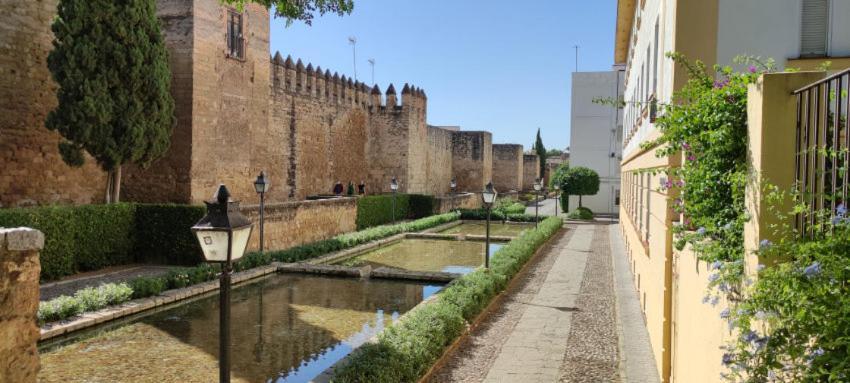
[{"xmin": 227, "ymin": 10, "xmax": 244, "ymax": 59}]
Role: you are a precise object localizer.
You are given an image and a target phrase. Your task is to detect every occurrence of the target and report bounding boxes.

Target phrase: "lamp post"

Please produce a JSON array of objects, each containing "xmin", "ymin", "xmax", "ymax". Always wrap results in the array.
[
  {"xmin": 450, "ymin": 178, "xmax": 457, "ymax": 213},
  {"xmin": 390, "ymin": 176, "xmax": 399, "ymax": 224},
  {"xmin": 554, "ymin": 183, "xmax": 560, "ymax": 217},
  {"xmin": 533, "ymin": 178, "xmax": 542, "ymax": 228},
  {"xmin": 253, "ymin": 171, "xmax": 270, "ymax": 252},
  {"xmin": 191, "ymin": 185, "xmax": 253, "ymax": 383},
  {"xmin": 481, "ymin": 182, "xmax": 497, "ymax": 269}
]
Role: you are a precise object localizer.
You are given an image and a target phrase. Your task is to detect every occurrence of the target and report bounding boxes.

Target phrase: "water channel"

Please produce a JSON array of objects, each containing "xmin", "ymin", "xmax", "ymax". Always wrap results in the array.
[
  {"xmin": 336, "ymin": 238, "xmax": 504, "ymax": 274},
  {"xmin": 439, "ymin": 222, "xmax": 535, "ymax": 237},
  {"xmin": 39, "ymin": 274, "xmax": 441, "ymax": 383}
]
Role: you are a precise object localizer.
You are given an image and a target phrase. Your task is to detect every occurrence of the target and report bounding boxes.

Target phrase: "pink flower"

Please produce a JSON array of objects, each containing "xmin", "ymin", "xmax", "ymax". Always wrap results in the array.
[
  {"xmin": 748, "ymin": 65, "xmax": 757, "ymax": 73},
  {"xmin": 687, "ymin": 154, "xmax": 696, "ymax": 162}
]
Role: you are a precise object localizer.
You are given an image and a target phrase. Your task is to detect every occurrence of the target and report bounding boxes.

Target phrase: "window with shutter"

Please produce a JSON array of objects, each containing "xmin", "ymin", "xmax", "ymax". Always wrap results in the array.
[{"xmin": 801, "ymin": 0, "xmax": 829, "ymax": 57}]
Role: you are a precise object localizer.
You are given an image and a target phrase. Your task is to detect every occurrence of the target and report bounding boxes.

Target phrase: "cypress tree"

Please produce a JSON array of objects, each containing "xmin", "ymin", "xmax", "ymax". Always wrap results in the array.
[
  {"xmin": 533, "ymin": 128, "xmax": 548, "ymax": 178},
  {"xmin": 46, "ymin": 0, "xmax": 175, "ymax": 203}
]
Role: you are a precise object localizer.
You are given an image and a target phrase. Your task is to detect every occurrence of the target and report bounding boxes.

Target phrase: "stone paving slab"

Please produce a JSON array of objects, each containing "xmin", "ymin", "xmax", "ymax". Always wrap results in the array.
[{"xmin": 482, "ymin": 224, "xmax": 594, "ymax": 383}]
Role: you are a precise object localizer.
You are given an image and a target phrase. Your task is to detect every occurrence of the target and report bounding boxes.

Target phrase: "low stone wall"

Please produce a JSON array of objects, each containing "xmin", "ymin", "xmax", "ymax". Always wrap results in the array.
[
  {"xmin": 0, "ymin": 227, "xmax": 44, "ymax": 383},
  {"xmin": 240, "ymin": 197, "xmax": 357, "ymax": 252},
  {"xmin": 434, "ymin": 193, "xmax": 481, "ymax": 213}
]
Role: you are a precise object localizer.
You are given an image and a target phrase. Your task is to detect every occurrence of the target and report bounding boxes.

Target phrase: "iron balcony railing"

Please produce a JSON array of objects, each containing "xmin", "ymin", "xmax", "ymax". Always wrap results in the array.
[{"xmin": 794, "ymin": 68, "xmax": 850, "ymax": 238}]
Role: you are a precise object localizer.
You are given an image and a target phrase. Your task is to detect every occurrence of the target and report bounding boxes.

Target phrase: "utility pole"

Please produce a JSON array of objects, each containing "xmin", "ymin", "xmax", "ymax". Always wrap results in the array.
[
  {"xmin": 368, "ymin": 58, "xmax": 375, "ymax": 86},
  {"xmin": 348, "ymin": 36, "xmax": 357, "ymax": 81},
  {"xmin": 574, "ymin": 45, "xmax": 579, "ymax": 73}
]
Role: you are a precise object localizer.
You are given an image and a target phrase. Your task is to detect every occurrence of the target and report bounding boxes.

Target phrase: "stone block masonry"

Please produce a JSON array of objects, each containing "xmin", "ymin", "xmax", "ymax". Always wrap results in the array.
[
  {"xmin": 492, "ymin": 144, "xmax": 524, "ymax": 192},
  {"xmin": 2, "ymin": 0, "xmax": 515, "ymax": 208},
  {"xmin": 523, "ymin": 154, "xmax": 541, "ymax": 191},
  {"xmin": 0, "ymin": 227, "xmax": 44, "ymax": 383},
  {"xmin": 240, "ymin": 197, "xmax": 357, "ymax": 252}
]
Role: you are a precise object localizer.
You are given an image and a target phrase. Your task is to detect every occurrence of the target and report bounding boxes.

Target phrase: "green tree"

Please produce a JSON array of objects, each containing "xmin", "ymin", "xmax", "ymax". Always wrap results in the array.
[
  {"xmin": 546, "ymin": 148, "xmax": 563, "ymax": 157},
  {"xmin": 533, "ymin": 128, "xmax": 547, "ymax": 177},
  {"xmin": 559, "ymin": 166, "xmax": 599, "ymax": 210},
  {"xmin": 224, "ymin": 0, "xmax": 354, "ymax": 25},
  {"xmin": 47, "ymin": 0, "xmax": 175, "ymax": 203}
]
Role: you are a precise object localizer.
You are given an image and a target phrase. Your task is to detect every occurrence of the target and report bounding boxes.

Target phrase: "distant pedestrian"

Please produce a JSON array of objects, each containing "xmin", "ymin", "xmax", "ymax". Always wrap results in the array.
[
  {"xmin": 333, "ymin": 181, "xmax": 344, "ymax": 195},
  {"xmin": 358, "ymin": 181, "xmax": 366, "ymax": 195}
]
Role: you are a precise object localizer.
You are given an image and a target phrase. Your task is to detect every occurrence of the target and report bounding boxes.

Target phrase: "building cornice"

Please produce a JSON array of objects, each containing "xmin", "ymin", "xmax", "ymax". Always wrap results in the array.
[{"xmin": 614, "ymin": 0, "xmax": 637, "ymax": 65}]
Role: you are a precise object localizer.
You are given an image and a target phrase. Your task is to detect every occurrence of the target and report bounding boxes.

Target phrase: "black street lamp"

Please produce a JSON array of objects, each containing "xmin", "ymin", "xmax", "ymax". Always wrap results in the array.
[
  {"xmin": 533, "ymin": 178, "xmax": 543, "ymax": 228},
  {"xmin": 191, "ymin": 185, "xmax": 253, "ymax": 383},
  {"xmin": 450, "ymin": 178, "xmax": 457, "ymax": 213},
  {"xmin": 554, "ymin": 183, "xmax": 560, "ymax": 217},
  {"xmin": 253, "ymin": 171, "xmax": 270, "ymax": 252},
  {"xmin": 481, "ymin": 182, "xmax": 497, "ymax": 269},
  {"xmin": 390, "ymin": 176, "xmax": 399, "ymax": 224}
]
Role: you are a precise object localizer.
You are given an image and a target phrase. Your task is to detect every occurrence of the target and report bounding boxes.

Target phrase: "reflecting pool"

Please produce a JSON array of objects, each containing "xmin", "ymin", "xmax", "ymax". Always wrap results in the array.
[
  {"xmin": 439, "ymin": 222, "xmax": 534, "ymax": 237},
  {"xmin": 336, "ymin": 239, "xmax": 504, "ymax": 274},
  {"xmin": 39, "ymin": 274, "xmax": 441, "ymax": 383}
]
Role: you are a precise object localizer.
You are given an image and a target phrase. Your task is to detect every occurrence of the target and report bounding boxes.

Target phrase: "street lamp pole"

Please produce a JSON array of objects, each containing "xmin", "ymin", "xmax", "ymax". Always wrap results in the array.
[
  {"xmin": 481, "ymin": 182, "xmax": 497, "ymax": 269},
  {"xmin": 253, "ymin": 171, "xmax": 270, "ymax": 252},
  {"xmin": 191, "ymin": 185, "xmax": 253, "ymax": 383},
  {"xmin": 390, "ymin": 176, "xmax": 399, "ymax": 224},
  {"xmin": 533, "ymin": 178, "xmax": 542, "ymax": 228},
  {"xmin": 554, "ymin": 183, "xmax": 560, "ymax": 217},
  {"xmin": 450, "ymin": 178, "xmax": 457, "ymax": 213}
]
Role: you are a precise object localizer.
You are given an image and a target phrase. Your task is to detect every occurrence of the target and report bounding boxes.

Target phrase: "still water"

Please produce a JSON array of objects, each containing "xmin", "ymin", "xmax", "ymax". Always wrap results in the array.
[
  {"xmin": 439, "ymin": 222, "xmax": 534, "ymax": 237},
  {"xmin": 39, "ymin": 274, "xmax": 441, "ymax": 383},
  {"xmin": 337, "ymin": 239, "xmax": 504, "ymax": 274}
]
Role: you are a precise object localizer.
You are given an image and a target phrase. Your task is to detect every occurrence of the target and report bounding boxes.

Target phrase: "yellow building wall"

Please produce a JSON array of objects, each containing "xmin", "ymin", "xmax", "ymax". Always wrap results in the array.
[
  {"xmin": 620, "ymin": 142, "xmax": 674, "ymax": 380},
  {"xmin": 670, "ymin": 245, "xmax": 731, "ymax": 383}
]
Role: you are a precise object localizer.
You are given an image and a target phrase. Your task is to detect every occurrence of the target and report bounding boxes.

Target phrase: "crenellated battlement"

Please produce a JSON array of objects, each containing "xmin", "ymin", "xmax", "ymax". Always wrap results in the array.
[{"xmin": 270, "ymin": 51, "xmax": 427, "ymax": 112}]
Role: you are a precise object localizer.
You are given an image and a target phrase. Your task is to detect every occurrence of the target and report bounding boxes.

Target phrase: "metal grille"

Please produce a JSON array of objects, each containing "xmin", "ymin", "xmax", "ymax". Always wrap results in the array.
[{"xmin": 794, "ymin": 69, "xmax": 850, "ymax": 237}]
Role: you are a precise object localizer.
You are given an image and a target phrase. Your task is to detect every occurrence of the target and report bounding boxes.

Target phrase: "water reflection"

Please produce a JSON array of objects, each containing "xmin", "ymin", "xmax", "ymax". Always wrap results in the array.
[
  {"xmin": 39, "ymin": 274, "xmax": 441, "ymax": 383},
  {"xmin": 338, "ymin": 239, "xmax": 504, "ymax": 275}
]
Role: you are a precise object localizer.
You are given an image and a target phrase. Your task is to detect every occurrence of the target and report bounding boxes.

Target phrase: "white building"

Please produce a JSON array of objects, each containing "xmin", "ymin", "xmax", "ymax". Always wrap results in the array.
[{"xmin": 568, "ymin": 69, "xmax": 625, "ymax": 216}]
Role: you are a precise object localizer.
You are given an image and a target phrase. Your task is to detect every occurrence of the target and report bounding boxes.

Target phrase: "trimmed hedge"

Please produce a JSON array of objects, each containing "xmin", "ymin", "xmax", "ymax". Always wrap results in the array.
[
  {"xmin": 333, "ymin": 216, "xmax": 563, "ymax": 382},
  {"xmin": 0, "ymin": 204, "xmax": 136, "ymax": 281},
  {"xmin": 567, "ymin": 207, "xmax": 594, "ymax": 220},
  {"xmin": 38, "ymin": 213, "xmax": 461, "ymax": 324},
  {"xmin": 458, "ymin": 209, "xmax": 542, "ymax": 223},
  {"xmin": 356, "ymin": 194, "xmax": 438, "ymax": 229},
  {"xmin": 38, "ymin": 283, "xmax": 133, "ymax": 323},
  {"xmin": 133, "ymin": 204, "xmax": 205, "ymax": 265}
]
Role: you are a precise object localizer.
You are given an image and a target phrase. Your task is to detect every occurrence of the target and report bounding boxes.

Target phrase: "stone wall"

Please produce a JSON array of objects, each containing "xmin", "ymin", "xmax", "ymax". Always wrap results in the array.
[
  {"xmin": 451, "ymin": 131, "xmax": 493, "ymax": 193},
  {"xmin": 0, "ymin": 227, "xmax": 44, "ymax": 383},
  {"xmin": 522, "ymin": 154, "xmax": 540, "ymax": 190},
  {"xmin": 240, "ymin": 197, "xmax": 356, "ymax": 252},
  {"xmin": 433, "ymin": 193, "xmax": 482, "ymax": 214},
  {"xmin": 425, "ymin": 126, "xmax": 455, "ymax": 196},
  {"xmin": 491, "ymin": 144, "xmax": 524, "ymax": 192},
  {"xmin": 0, "ymin": 0, "xmax": 107, "ymax": 207}
]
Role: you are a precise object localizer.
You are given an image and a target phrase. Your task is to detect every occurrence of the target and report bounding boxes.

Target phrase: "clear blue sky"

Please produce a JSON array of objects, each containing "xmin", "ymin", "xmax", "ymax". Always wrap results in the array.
[{"xmin": 269, "ymin": 0, "xmax": 616, "ymax": 151}]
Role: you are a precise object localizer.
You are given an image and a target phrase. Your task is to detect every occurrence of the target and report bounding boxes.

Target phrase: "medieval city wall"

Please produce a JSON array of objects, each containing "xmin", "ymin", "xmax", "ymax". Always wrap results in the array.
[
  {"xmin": 522, "ymin": 154, "xmax": 540, "ymax": 190},
  {"xmin": 451, "ymin": 131, "xmax": 493, "ymax": 193},
  {"xmin": 425, "ymin": 126, "xmax": 455, "ymax": 196},
  {"xmin": 0, "ymin": 0, "xmax": 107, "ymax": 208},
  {"xmin": 492, "ymin": 144, "xmax": 524, "ymax": 192}
]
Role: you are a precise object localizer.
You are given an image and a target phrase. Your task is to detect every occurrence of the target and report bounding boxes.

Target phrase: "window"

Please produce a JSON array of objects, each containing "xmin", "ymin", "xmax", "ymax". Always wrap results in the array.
[
  {"xmin": 227, "ymin": 10, "xmax": 244, "ymax": 59},
  {"xmin": 653, "ymin": 20, "xmax": 659, "ymax": 95},
  {"xmin": 615, "ymin": 189, "xmax": 621, "ymax": 206},
  {"xmin": 801, "ymin": 0, "xmax": 829, "ymax": 57},
  {"xmin": 645, "ymin": 46, "xmax": 650, "ymax": 102}
]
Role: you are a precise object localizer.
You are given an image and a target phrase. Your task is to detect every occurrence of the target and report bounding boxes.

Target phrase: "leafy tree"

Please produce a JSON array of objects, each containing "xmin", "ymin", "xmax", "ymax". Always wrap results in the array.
[
  {"xmin": 224, "ymin": 0, "xmax": 354, "ymax": 25},
  {"xmin": 47, "ymin": 0, "xmax": 175, "ymax": 203},
  {"xmin": 546, "ymin": 148, "xmax": 564, "ymax": 157},
  {"xmin": 533, "ymin": 128, "xmax": 547, "ymax": 177},
  {"xmin": 558, "ymin": 166, "xmax": 599, "ymax": 210}
]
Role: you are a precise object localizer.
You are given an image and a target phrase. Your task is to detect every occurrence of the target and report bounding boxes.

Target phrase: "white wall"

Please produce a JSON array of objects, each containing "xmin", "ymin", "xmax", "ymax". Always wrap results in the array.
[{"xmin": 569, "ymin": 70, "xmax": 624, "ymax": 215}]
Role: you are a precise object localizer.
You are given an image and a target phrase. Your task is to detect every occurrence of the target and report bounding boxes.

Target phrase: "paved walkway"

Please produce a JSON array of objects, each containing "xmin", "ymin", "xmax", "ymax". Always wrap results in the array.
[
  {"xmin": 40, "ymin": 265, "xmax": 172, "ymax": 301},
  {"xmin": 426, "ymin": 220, "xmax": 659, "ymax": 383},
  {"xmin": 526, "ymin": 197, "xmax": 562, "ymax": 217}
]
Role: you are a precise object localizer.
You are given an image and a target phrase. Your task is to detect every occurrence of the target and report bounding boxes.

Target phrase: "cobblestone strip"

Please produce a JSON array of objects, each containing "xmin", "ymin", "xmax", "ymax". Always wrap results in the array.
[
  {"xmin": 482, "ymin": 224, "xmax": 593, "ymax": 382},
  {"xmin": 558, "ymin": 223, "xmax": 620, "ymax": 382},
  {"xmin": 425, "ymin": 227, "xmax": 574, "ymax": 383}
]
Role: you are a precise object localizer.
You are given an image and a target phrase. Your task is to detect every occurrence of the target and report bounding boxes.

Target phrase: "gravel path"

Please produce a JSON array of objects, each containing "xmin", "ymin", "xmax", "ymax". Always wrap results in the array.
[
  {"xmin": 558, "ymin": 222, "xmax": 619, "ymax": 382},
  {"xmin": 425, "ymin": 227, "xmax": 574, "ymax": 383},
  {"xmin": 40, "ymin": 265, "xmax": 172, "ymax": 301}
]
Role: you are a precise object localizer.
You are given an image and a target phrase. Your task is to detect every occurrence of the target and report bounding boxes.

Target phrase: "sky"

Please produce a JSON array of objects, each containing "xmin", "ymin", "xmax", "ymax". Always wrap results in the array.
[{"xmin": 269, "ymin": 0, "xmax": 617, "ymax": 151}]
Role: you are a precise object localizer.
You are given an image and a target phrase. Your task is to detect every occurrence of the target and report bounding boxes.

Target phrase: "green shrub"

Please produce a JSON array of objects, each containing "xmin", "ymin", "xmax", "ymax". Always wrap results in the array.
[
  {"xmin": 567, "ymin": 207, "xmax": 593, "ymax": 220},
  {"xmin": 133, "ymin": 204, "xmax": 205, "ymax": 265},
  {"xmin": 459, "ymin": 209, "xmax": 541, "ymax": 223},
  {"xmin": 408, "ymin": 194, "xmax": 436, "ymax": 218},
  {"xmin": 356, "ymin": 194, "xmax": 411, "ymax": 229},
  {"xmin": 129, "ymin": 277, "xmax": 167, "ymax": 299},
  {"xmin": 334, "ymin": 216, "xmax": 562, "ymax": 382},
  {"xmin": 500, "ymin": 202, "xmax": 526, "ymax": 215},
  {"xmin": 38, "ymin": 282, "xmax": 132, "ymax": 323},
  {"xmin": 0, "ymin": 204, "xmax": 136, "ymax": 281}
]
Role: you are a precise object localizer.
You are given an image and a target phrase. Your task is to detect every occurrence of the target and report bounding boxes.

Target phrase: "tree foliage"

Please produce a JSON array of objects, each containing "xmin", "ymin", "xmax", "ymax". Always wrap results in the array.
[
  {"xmin": 223, "ymin": 0, "xmax": 354, "ymax": 25},
  {"xmin": 558, "ymin": 166, "xmax": 599, "ymax": 208},
  {"xmin": 533, "ymin": 128, "xmax": 547, "ymax": 177},
  {"xmin": 47, "ymin": 0, "xmax": 175, "ymax": 201}
]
